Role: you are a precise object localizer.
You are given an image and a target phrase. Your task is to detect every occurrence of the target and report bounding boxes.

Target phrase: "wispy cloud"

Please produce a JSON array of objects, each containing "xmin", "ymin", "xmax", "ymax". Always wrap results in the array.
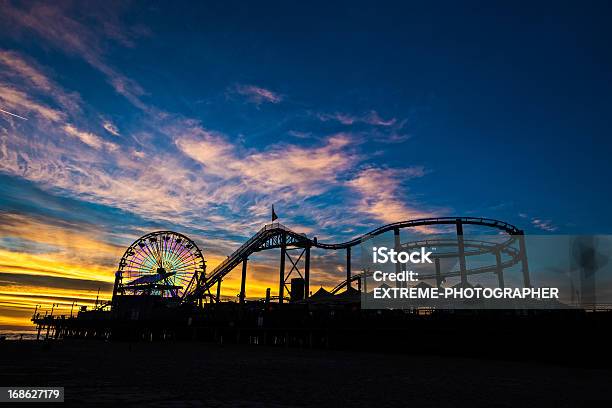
[
  {"xmin": 175, "ymin": 128, "xmax": 355, "ymax": 196},
  {"xmin": 318, "ymin": 110, "xmax": 397, "ymax": 127},
  {"xmin": 1, "ymin": 2, "xmax": 149, "ymax": 111},
  {"xmin": 519, "ymin": 213, "xmax": 558, "ymax": 232},
  {"xmin": 63, "ymin": 124, "xmax": 118, "ymax": 151},
  {"xmin": 233, "ymin": 84, "xmax": 283, "ymax": 105},
  {"xmin": 0, "ymin": 84, "xmax": 64, "ymax": 122},
  {"xmin": 1, "ymin": 107, "xmax": 352, "ymax": 236},
  {"xmin": 531, "ymin": 218, "xmax": 558, "ymax": 232},
  {"xmin": 0, "ymin": 212, "xmax": 122, "ymax": 282},
  {"xmin": 102, "ymin": 120, "xmax": 120, "ymax": 136},
  {"xmin": 287, "ymin": 130, "xmax": 312, "ymax": 139},
  {"xmin": 347, "ymin": 167, "xmax": 434, "ymax": 224},
  {"xmin": 0, "ymin": 50, "xmax": 81, "ymax": 113}
]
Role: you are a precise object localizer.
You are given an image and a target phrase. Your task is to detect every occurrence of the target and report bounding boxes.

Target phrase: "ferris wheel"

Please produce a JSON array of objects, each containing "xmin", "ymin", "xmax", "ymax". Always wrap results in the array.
[{"xmin": 115, "ymin": 231, "xmax": 205, "ymax": 300}]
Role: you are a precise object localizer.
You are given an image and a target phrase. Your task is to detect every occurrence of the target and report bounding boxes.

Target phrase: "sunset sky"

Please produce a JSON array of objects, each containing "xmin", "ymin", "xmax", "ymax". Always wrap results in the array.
[{"xmin": 1, "ymin": 1, "xmax": 611, "ymax": 330}]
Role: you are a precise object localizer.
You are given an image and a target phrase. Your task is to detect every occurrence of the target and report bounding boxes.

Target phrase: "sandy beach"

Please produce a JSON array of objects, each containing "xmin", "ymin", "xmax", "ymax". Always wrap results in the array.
[{"xmin": 1, "ymin": 340, "xmax": 611, "ymax": 407}]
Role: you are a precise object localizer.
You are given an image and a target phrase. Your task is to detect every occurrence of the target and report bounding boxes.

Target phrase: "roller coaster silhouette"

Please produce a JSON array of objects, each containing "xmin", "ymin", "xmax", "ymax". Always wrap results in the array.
[
  {"xmin": 111, "ymin": 216, "xmax": 530, "ymax": 308},
  {"xmin": 34, "ymin": 216, "xmax": 612, "ymax": 367}
]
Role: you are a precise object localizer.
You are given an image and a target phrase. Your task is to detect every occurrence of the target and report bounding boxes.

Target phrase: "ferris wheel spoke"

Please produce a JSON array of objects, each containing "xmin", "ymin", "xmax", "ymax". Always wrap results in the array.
[
  {"xmin": 125, "ymin": 250, "xmax": 157, "ymax": 270},
  {"xmin": 135, "ymin": 258, "xmax": 157, "ymax": 271},
  {"xmin": 173, "ymin": 245, "xmax": 199, "ymax": 268},
  {"xmin": 142, "ymin": 239, "xmax": 160, "ymax": 267},
  {"xmin": 171, "ymin": 259, "xmax": 195, "ymax": 270},
  {"xmin": 166, "ymin": 240, "xmax": 192, "ymax": 268},
  {"xmin": 172, "ymin": 238, "xmax": 198, "ymax": 268},
  {"xmin": 126, "ymin": 249, "xmax": 154, "ymax": 266},
  {"xmin": 165, "ymin": 238, "xmax": 181, "ymax": 271},
  {"xmin": 143, "ymin": 240, "xmax": 163, "ymax": 268},
  {"xmin": 128, "ymin": 250, "xmax": 156, "ymax": 271},
  {"xmin": 134, "ymin": 242, "xmax": 155, "ymax": 267},
  {"xmin": 160, "ymin": 235, "xmax": 171, "ymax": 269},
  {"xmin": 166, "ymin": 237, "xmax": 188, "ymax": 268},
  {"xmin": 166, "ymin": 235, "xmax": 181, "ymax": 265},
  {"xmin": 172, "ymin": 236, "xmax": 200, "ymax": 264},
  {"xmin": 166, "ymin": 254, "xmax": 192, "ymax": 275},
  {"xmin": 125, "ymin": 258, "xmax": 156, "ymax": 273},
  {"xmin": 159, "ymin": 237, "xmax": 170, "ymax": 267},
  {"xmin": 172, "ymin": 258, "xmax": 197, "ymax": 270},
  {"xmin": 126, "ymin": 251, "xmax": 148, "ymax": 267},
  {"xmin": 171, "ymin": 254, "xmax": 195, "ymax": 273},
  {"xmin": 170, "ymin": 265, "xmax": 197, "ymax": 277},
  {"xmin": 152, "ymin": 238, "xmax": 164, "ymax": 266}
]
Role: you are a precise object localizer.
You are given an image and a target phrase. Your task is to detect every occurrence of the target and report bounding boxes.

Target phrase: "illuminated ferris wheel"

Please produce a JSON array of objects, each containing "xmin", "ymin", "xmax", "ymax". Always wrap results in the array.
[{"xmin": 114, "ymin": 231, "xmax": 205, "ymax": 300}]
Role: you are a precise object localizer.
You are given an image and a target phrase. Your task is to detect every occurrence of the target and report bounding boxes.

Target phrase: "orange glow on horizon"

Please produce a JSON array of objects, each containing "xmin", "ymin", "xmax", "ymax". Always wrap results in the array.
[{"xmin": 0, "ymin": 213, "xmax": 344, "ymax": 331}]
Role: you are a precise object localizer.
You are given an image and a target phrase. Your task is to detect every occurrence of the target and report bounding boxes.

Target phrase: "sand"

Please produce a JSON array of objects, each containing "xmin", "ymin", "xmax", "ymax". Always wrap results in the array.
[{"xmin": 1, "ymin": 340, "xmax": 611, "ymax": 407}]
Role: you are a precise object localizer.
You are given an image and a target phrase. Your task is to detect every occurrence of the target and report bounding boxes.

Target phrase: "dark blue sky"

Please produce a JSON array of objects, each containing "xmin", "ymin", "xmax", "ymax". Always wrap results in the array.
[
  {"xmin": 1, "ymin": 0, "xmax": 611, "ymax": 245},
  {"xmin": 125, "ymin": 0, "xmax": 612, "ymax": 233}
]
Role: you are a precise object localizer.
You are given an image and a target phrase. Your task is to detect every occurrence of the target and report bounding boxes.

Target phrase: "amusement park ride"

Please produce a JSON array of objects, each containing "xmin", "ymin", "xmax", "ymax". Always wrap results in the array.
[
  {"xmin": 32, "ymin": 216, "xmax": 539, "ymax": 342},
  {"xmin": 112, "ymin": 231, "xmax": 206, "ymax": 303},
  {"xmin": 110, "ymin": 217, "xmax": 531, "ymax": 307}
]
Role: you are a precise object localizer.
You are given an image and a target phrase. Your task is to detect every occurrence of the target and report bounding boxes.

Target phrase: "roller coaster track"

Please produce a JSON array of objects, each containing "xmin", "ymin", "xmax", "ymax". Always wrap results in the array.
[
  {"xmin": 188, "ymin": 217, "xmax": 523, "ymax": 302},
  {"xmin": 313, "ymin": 217, "xmax": 521, "ymax": 249},
  {"xmin": 329, "ymin": 238, "xmax": 522, "ymax": 294},
  {"xmin": 188, "ymin": 223, "xmax": 309, "ymax": 300}
]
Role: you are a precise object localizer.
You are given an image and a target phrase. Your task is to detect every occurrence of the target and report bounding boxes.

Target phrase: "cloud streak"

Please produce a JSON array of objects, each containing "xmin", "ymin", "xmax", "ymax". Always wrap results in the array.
[
  {"xmin": 176, "ymin": 130, "xmax": 354, "ymax": 196},
  {"xmin": 519, "ymin": 213, "xmax": 558, "ymax": 232},
  {"xmin": 1, "ymin": 2, "xmax": 149, "ymax": 111},
  {"xmin": 0, "ymin": 50, "xmax": 81, "ymax": 113},
  {"xmin": 531, "ymin": 218, "xmax": 558, "ymax": 232},
  {"xmin": 63, "ymin": 124, "xmax": 119, "ymax": 151},
  {"xmin": 233, "ymin": 84, "xmax": 283, "ymax": 105},
  {"xmin": 318, "ymin": 110, "xmax": 397, "ymax": 127},
  {"xmin": 347, "ymin": 167, "xmax": 433, "ymax": 224},
  {"xmin": 0, "ymin": 84, "xmax": 64, "ymax": 122},
  {"xmin": 102, "ymin": 120, "xmax": 120, "ymax": 136}
]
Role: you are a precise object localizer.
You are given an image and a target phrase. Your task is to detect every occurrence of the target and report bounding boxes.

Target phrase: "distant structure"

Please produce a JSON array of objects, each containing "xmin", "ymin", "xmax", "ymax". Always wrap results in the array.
[
  {"xmin": 181, "ymin": 217, "xmax": 531, "ymax": 306},
  {"xmin": 106, "ymin": 217, "xmax": 531, "ymax": 308},
  {"xmin": 32, "ymin": 217, "xmax": 534, "ymax": 342},
  {"xmin": 112, "ymin": 231, "xmax": 206, "ymax": 306}
]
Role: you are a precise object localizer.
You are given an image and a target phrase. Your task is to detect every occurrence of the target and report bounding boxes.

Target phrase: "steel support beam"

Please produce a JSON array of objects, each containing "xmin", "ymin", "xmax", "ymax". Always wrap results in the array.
[
  {"xmin": 216, "ymin": 279, "xmax": 221, "ymax": 303},
  {"xmin": 279, "ymin": 234, "xmax": 286, "ymax": 304},
  {"xmin": 435, "ymin": 257, "xmax": 442, "ymax": 288},
  {"xmin": 518, "ymin": 232, "xmax": 531, "ymax": 288},
  {"xmin": 305, "ymin": 245, "xmax": 310, "ymax": 298},
  {"xmin": 112, "ymin": 271, "xmax": 121, "ymax": 300},
  {"xmin": 456, "ymin": 219, "xmax": 468, "ymax": 285},
  {"xmin": 495, "ymin": 249, "xmax": 504, "ymax": 289},
  {"xmin": 196, "ymin": 270, "xmax": 204, "ymax": 308},
  {"xmin": 346, "ymin": 246, "xmax": 352, "ymax": 290},
  {"xmin": 394, "ymin": 228, "xmax": 402, "ymax": 288},
  {"xmin": 239, "ymin": 257, "xmax": 248, "ymax": 304}
]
